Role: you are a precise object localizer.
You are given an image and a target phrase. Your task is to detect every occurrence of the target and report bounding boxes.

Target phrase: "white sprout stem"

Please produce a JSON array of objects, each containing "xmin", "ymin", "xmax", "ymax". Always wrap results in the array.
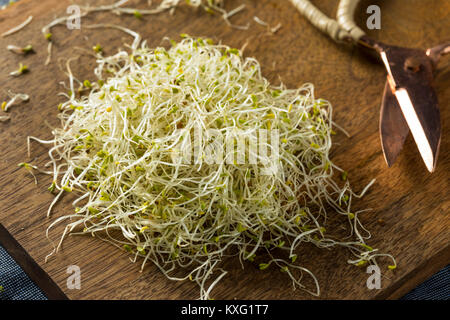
[
  {"xmin": 45, "ymin": 42, "xmax": 53, "ymax": 66},
  {"xmin": 1, "ymin": 15, "xmax": 33, "ymax": 37},
  {"xmin": 6, "ymin": 44, "xmax": 27, "ymax": 54},
  {"xmin": 253, "ymin": 16, "xmax": 268, "ymax": 26},
  {"xmin": 85, "ymin": 24, "xmax": 141, "ymax": 51},
  {"xmin": 2, "ymin": 91, "xmax": 29, "ymax": 112}
]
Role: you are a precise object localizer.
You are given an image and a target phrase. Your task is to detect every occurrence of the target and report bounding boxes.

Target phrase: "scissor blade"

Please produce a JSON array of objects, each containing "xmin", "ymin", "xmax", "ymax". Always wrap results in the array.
[
  {"xmin": 394, "ymin": 86, "xmax": 441, "ymax": 172},
  {"xmin": 380, "ymin": 81, "xmax": 409, "ymax": 167},
  {"xmin": 379, "ymin": 48, "xmax": 442, "ymax": 173}
]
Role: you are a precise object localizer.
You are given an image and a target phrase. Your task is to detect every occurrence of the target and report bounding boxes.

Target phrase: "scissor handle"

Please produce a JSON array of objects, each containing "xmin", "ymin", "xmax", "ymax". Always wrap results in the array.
[{"xmin": 290, "ymin": 0, "xmax": 365, "ymax": 42}]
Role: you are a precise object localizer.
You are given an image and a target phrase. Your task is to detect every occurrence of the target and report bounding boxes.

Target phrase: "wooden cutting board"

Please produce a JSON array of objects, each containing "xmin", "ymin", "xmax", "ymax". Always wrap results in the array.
[{"xmin": 0, "ymin": 0, "xmax": 448, "ymax": 300}]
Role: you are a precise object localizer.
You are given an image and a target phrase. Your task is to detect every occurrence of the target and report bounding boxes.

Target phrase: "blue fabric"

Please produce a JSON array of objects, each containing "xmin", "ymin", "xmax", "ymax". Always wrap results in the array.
[
  {"xmin": 0, "ymin": 0, "xmax": 13, "ymax": 7},
  {"xmin": 0, "ymin": 0, "xmax": 448, "ymax": 301},
  {"xmin": 0, "ymin": 245, "xmax": 47, "ymax": 300},
  {"xmin": 401, "ymin": 265, "xmax": 449, "ymax": 300}
]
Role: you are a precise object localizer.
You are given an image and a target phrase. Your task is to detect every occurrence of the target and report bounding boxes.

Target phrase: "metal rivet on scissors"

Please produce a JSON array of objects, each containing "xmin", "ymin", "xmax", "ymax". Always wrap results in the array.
[{"xmin": 290, "ymin": 0, "xmax": 449, "ymax": 172}]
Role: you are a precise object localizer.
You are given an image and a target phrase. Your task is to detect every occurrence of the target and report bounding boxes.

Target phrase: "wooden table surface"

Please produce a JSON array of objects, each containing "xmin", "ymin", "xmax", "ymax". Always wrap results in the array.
[{"xmin": 0, "ymin": 0, "xmax": 448, "ymax": 300}]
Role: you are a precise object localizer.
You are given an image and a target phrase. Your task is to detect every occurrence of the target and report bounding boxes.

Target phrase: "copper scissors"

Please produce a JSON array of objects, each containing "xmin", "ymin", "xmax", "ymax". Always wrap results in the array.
[{"xmin": 290, "ymin": 0, "xmax": 449, "ymax": 172}]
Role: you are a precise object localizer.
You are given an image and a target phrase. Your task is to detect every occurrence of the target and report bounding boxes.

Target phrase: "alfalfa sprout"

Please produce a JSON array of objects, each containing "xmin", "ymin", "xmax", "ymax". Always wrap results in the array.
[{"xmin": 25, "ymin": 35, "xmax": 395, "ymax": 299}]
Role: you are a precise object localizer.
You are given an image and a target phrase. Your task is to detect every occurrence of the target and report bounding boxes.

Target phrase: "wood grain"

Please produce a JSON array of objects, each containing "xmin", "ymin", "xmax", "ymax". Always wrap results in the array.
[{"xmin": 0, "ymin": 0, "xmax": 448, "ymax": 300}]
